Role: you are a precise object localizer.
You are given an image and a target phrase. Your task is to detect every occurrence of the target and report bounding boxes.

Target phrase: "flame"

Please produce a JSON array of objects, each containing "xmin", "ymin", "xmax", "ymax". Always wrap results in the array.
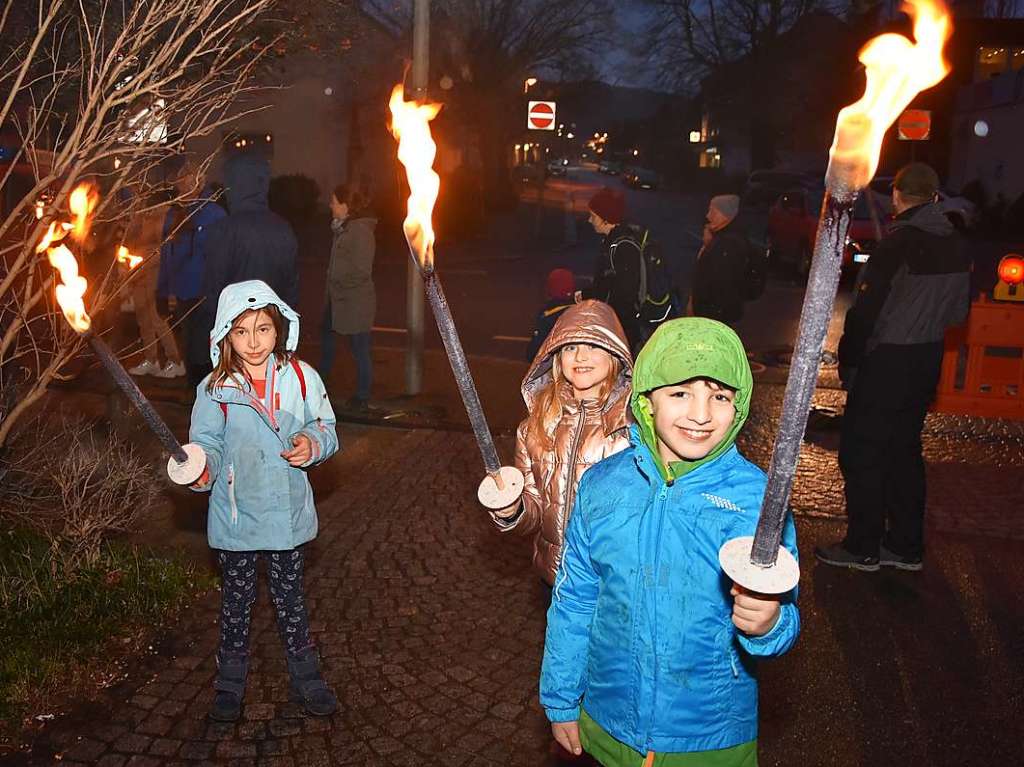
[
  {"xmin": 68, "ymin": 183, "xmax": 98, "ymax": 242},
  {"xmin": 388, "ymin": 83, "xmax": 442, "ymax": 269},
  {"xmin": 828, "ymin": 0, "xmax": 951, "ymax": 192},
  {"xmin": 117, "ymin": 245, "xmax": 143, "ymax": 270},
  {"xmin": 47, "ymin": 244, "xmax": 92, "ymax": 332},
  {"xmin": 35, "ymin": 221, "xmax": 73, "ymax": 253}
]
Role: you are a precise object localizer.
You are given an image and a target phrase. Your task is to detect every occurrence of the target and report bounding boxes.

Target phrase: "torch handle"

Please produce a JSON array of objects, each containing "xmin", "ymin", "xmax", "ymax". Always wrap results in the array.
[
  {"xmin": 421, "ymin": 270, "xmax": 503, "ymax": 475},
  {"xmin": 750, "ymin": 191, "xmax": 856, "ymax": 567},
  {"xmin": 86, "ymin": 333, "xmax": 189, "ymax": 465}
]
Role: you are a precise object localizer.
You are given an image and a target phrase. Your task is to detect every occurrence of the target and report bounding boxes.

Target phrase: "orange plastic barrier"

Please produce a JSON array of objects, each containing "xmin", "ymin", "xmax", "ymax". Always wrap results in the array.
[{"xmin": 932, "ymin": 296, "xmax": 1024, "ymax": 420}]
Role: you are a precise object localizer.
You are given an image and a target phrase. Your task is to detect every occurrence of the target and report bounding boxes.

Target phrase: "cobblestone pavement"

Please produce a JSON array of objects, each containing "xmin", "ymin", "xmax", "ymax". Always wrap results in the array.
[{"xmin": 15, "ymin": 414, "xmax": 1024, "ymax": 767}]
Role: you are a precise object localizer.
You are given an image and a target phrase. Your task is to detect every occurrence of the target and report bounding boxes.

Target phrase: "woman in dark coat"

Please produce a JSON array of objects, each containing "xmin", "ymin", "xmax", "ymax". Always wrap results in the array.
[{"xmin": 320, "ymin": 185, "xmax": 376, "ymax": 409}]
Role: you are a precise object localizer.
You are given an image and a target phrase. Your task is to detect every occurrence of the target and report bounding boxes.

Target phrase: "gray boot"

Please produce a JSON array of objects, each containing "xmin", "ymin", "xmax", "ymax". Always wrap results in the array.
[
  {"xmin": 210, "ymin": 652, "xmax": 248, "ymax": 722},
  {"xmin": 286, "ymin": 647, "xmax": 337, "ymax": 716}
]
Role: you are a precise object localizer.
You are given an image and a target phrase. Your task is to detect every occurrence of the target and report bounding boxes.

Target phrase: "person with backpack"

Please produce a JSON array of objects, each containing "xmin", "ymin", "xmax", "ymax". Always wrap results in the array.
[
  {"xmin": 583, "ymin": 187, "xmax": 677, "ymax": 354},
  {"xmin": 188, "ymin": 279, "xmax": 339, "ymax": 722},
  {"xmin": 691, "ymin": 195, "xmax": 753, "ymax": 325}
]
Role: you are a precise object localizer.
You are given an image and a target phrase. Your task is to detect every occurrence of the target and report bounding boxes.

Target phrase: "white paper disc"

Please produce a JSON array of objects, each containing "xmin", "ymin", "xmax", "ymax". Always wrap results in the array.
[
  {"xmin": 477, "ymin": 466, "xmax": 525, "ymax": 510},
  {"xmin": 719, "ymin": 536, "xmax": 801, "ymax": 594},
  {"xmin": 167, "ymin": 442, "xmax": 208, "ymax": 486}
]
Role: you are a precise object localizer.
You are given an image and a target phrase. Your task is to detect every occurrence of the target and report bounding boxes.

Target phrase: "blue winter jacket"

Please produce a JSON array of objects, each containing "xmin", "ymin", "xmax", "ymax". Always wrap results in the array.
[
  {"xmin": 157, "ymin": 186, "xmax": 227, "ymax": 301},
  {"xmin": 540, "ymin": 427, "xmax": 800, "ymax": 754},
  {"xmin": 189, "ymin": 281, "xmax": 339, "ymax": 551}
]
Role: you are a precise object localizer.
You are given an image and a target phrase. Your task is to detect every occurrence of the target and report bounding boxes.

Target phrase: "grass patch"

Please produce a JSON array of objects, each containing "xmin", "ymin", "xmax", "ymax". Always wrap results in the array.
[{"xmin": 0, "ymin": 527, "xmax": 214, "ymax": 733}]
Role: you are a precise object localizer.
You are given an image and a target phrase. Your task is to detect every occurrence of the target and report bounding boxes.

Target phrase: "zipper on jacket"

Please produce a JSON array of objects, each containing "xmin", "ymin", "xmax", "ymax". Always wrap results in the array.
[
  {"xmin": 227, "ymin": 463, "xmax": 239, "ymax": 524},
  {"xmin": 642, "ymin": 481, "xmax": 670, "ymax": 751},
  {"xmin": 560, "ymin": 404, "xmax": 589, "ymax": 539}
]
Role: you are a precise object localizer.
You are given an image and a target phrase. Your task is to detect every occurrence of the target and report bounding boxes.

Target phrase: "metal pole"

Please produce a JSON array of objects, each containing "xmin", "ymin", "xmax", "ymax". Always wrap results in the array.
[{"xmin": 405, "ymin": 0, "xmax": 429, "ymax": 395}]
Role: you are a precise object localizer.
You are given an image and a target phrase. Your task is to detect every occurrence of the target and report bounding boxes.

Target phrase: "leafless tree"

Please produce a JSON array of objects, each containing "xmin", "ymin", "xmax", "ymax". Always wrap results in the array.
[
  {"xmin": 360, "ymin": 0, "xmax": 613, "ymax": 199},
  {"xmin": 0, "ymin": 0, "xmax": 275, "ymax": 448}
]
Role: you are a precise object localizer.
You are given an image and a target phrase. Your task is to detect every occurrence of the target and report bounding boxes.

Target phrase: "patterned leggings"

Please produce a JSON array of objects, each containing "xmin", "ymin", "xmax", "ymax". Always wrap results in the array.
[{"xmin": 217, "ymin": 548, "xmax": 313, "ymax": 658}]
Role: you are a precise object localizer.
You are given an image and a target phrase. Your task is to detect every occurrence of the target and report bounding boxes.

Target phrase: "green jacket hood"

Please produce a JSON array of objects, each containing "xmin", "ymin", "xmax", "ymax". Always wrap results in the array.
[{"xmin": 630, "ymin": 317, "xmax": 752, "ymax": 481}]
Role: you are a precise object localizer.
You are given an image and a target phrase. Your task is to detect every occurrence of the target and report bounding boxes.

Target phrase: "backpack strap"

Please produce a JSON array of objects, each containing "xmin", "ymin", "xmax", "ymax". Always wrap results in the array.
[{"xmin": 290, "ymin": 357, "xmax": 306, "ymax": 401}]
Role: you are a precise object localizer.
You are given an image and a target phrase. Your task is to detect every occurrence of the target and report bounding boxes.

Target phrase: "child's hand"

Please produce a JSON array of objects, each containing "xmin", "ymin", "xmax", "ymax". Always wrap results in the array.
[
  {"xmin": 551, "ymin": 721, "xmax": 582, "ymax": 757},
  {"xmin": 190, "ymin": 466, "xmax": 211, "ymax": 490},
  {"xmin": 730, "ymin": 583, "xmax": 780, "ymax": 636},
  {"xmin": 281, "ymin": 434, "xmax": 313, "ymax": 466}
]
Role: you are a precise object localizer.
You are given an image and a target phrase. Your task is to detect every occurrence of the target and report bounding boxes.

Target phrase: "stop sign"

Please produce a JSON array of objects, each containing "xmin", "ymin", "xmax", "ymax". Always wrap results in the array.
[
  {"xmin": 527, "ymin": 101, "xmax": 556, "ymax": 131},
  {"xmin": 898, "ymin": 109, "xmax": 931, "ymax": 141}
]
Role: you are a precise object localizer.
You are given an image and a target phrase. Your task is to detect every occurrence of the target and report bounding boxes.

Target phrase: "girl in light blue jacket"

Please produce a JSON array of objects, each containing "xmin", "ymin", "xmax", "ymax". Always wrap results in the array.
[{"xmin": 189, "ymin": 280, "xmax": 339, "ymax": 723}]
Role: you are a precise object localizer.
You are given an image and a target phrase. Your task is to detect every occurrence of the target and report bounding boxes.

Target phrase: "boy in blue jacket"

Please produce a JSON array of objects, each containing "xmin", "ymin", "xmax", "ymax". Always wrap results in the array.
[{"xmin": 540, "ymin": 317, "xmax": 799, "ymax": 766}]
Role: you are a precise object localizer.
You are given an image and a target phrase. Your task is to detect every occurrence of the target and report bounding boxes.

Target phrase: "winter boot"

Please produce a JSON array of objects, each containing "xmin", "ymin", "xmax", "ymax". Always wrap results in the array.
[
  {"xmin": 209, "ymin": 652, "xmax": 249, "ymax": 722},
  {"xmin": 286, "ymin": 646, "xmax": 337, "ymax": 716}
]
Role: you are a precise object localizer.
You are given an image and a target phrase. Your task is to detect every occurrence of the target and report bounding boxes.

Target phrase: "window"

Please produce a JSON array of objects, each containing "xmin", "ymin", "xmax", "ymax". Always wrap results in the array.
[
  {"xmin": 1013, "ymin": 48, "xmax": 1024, "ymax": 72},
  {"xmin": 699, "ymin": 146, "xmax": 721, "ymax": 169},
  {"xmin": 976, "ymin": 46, "xmax": 1009, "ymax": 81}
]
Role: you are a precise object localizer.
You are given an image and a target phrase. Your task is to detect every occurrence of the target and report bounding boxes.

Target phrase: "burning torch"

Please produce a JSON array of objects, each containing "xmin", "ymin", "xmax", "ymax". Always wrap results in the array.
[
  {"xmin": 40, "ymin": 187, "xmax": 207, "ymax": 486},
  {"xmin": 719, "ymin": 0, "xmax": 953, "ymax": 593},
  {"xmin": 388, "ymin": 84, "xmax": 524, "ymax": 509}
]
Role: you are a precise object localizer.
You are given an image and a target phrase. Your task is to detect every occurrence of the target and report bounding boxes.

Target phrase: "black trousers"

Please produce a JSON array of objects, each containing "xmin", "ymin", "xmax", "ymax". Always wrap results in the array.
[{"xmin": 839, "ymin": 342, "xmax": 943, "ymax": 559}]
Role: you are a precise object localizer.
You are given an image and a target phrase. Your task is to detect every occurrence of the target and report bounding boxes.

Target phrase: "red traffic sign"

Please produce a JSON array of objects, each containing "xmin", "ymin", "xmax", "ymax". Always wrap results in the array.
[
  {"xmin": 898, "ymin": 109, "xmax": 931, "ymax": 141},
  {"xmin": 527, "ymin": 101, "xmax": 556, "ymax": 131}
]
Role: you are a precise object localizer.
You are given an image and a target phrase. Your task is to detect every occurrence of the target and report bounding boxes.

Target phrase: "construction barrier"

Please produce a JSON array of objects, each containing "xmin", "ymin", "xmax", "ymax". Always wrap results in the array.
[{"xmin": 933, "ymin": 295, "xmax": 1024, "ymax": 420}]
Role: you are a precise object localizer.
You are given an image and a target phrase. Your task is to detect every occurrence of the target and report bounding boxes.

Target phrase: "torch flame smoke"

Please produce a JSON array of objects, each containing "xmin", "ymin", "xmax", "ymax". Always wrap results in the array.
[
  {"xmin": 117, "ymin": 245, "xmax": 143, "ymax": 270},
  {"xmin": 828, "ymin": 0, "xmax": 951, "ymax": 193},
  {"xmin": 68, "ymin": 183, "xmax": 98, "ymax": 243},
  {"xmin": 388, "ymin": 83, "xmax": 442, "ymax": 270},
  {"xmin": 48, "ymin": 245, "xmax": 91, "ymax": 332}
]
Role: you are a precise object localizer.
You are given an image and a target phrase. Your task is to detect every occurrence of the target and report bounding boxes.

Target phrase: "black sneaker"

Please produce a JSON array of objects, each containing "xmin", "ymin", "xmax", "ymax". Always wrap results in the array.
[
  {"xmin": 879, "ymin": 544, "xmax": 923, "ymax": 571},
  {"xmin": 814, "ymin": 543, "xmax": 880, "ymax": 572}
]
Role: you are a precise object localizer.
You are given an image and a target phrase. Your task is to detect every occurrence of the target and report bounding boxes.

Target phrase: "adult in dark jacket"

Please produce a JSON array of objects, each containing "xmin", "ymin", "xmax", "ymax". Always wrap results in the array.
[
  {"xmin": 201, "ymin": 153, "xmax": 299, "ymax": 354},
  {"xmin": 158, "ymin": 164, "xmax": 227, "ymax": 388},
  {"xmin": 320, "ymin": 185, "xmax": 376, "ymax": 410},
  {"xmin": 583, "ymin": 187, "xmax": 645, "ymax": 353},
  {"xmin": 691, "ymin": 195, "xmax": 749, "ymax": 324},
  {"xmin": 816, "ymin": 163, "xmax": 970, "ymax": 572}
]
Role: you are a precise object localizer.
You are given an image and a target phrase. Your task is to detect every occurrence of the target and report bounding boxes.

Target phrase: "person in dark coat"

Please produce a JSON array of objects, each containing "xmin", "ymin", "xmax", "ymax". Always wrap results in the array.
[
  {"xmin": 201, "ymin": 153, "xmax": 299, "ymax": 354},
  {"xmin": 691, "ymin": 194, "xmax": 749, "ymax": 324},
  {"xmin": 816, "ymin": 163, "xmax": 970, "ymax": 572},
  {"xmin": 158, "ymin": 162, "xmax": 227, "ymax": 388},
  {"xmin": 583, "ymin": 187, "xmax": 645, "ymax": 352}
]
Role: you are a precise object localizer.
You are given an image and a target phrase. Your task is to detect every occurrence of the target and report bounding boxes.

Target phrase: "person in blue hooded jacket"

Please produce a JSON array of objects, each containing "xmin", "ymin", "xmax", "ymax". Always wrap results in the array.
[
  {"xmin": 540, "ymin": 318, "xmax": 799, "ymax": 767},
  {"xmin": 157, "ymin": 161, "xmax": 227, "ymax": 388},
  {"xmin": 200, "ymin": 153, "xmax": 299, "ymax": 354},
  {"xmin": 189, "ymin": 280, "xmax": 339, "ymax": 723}
]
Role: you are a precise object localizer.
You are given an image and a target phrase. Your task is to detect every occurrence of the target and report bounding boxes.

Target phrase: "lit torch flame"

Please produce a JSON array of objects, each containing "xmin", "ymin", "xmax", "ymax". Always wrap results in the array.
[
  {"xmin": 35, "ymin": 221, "xmax": 74, "ymax": 254},
  {"xmin": 47, "ymin": 244, "xmax": 92, "ymax": 332},
  {"xmin": 388, "ymin": 83, "xmax": 442, "ymax": 270},
  {"xmin": 827, "ymin": 0, "xmax": 951, "ymax": 194},
  {"xmin": 68, "ymin": 183, "xmax": 99, "ymax": 243},
  {"xmin": 117, "ymin": 245, "xmax": 143, "ymax": 270}
]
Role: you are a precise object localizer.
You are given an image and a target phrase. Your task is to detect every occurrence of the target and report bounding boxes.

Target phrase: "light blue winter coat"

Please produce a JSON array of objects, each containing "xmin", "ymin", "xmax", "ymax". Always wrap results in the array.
[
  {"xmin": 540, "ymin": 427, "xmax": 800, "ymax": 754},
  {"xmin": 189, "ymin": 280, "xmax": 339, "ymax": 551}
]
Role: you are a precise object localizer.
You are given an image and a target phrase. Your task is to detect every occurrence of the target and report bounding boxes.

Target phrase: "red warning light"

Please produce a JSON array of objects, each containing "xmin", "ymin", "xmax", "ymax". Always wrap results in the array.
[{"xmin": 998, "ymin": 254, "xmax": 1024, "ymax": 285}]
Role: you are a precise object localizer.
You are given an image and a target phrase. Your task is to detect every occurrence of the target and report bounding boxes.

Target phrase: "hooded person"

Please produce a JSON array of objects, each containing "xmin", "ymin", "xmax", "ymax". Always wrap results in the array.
[
  {"xmin": 540, "ymin": 317, "xmax": 799, "ymax": 766},
  {"xmin": 188, "ymin": 280, "xmax": 339, "ymax": 723},
  {"xmin": 200, "ymin": 154, "xmax": 299, "ymax": 348},
  {"xmin": 691, "ymin": 194, "xmax": 751, "ymax": 324},
  {"xmin": 484, "ymin": 299, "xmax": 633, "ymax": 587}
]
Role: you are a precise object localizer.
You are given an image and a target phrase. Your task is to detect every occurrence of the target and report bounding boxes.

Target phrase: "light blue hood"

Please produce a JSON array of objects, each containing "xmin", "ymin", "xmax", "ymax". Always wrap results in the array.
[{"xmin": 210, "ymin": 280, "xmax": 300, "ymax": 366}]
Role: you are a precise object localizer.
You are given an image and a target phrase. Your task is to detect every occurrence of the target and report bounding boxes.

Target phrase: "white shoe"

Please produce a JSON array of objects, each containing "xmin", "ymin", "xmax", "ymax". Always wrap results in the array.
[
  {"xmin": 128, "ymin": 359, "xmax": 159, "ymax": 376},
  {"xmin": 154, "ymin": 361, "xmax": 186, "ymax": 378}
]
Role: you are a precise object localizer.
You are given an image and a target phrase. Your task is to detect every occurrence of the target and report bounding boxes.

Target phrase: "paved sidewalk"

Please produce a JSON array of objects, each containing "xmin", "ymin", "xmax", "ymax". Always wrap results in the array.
[{"xmin": 14, "ymin": 416, "xmax": 1024, "ymax": 766}]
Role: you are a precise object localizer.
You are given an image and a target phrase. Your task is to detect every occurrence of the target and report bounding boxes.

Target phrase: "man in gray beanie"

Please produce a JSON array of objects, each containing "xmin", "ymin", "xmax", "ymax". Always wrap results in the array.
[{"xmin": 691, "ymin": 194, "xmax": 751, "ymax": 324}]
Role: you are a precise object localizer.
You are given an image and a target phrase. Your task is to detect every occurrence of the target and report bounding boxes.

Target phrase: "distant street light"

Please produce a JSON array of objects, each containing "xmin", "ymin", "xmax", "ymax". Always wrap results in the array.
[
  {"xmin": 524, "ymin": 76, "xmax": 538, "ymax": 94},
  {"xmin": 689, "ymin": 131, "xmax": 701, "ymax": 143},
  {"xmin": 566, "ymin": 132, "xmax": 575, "ymax": 139},
  {"xmin": 632, "ymin": 149, "xmax": 639, "ymax": 156}
]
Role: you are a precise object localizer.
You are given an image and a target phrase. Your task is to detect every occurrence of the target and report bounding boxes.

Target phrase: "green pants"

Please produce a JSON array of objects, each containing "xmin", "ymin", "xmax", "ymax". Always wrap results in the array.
[{"xmin": 579, "ymin": 709, "xmax": 758, "ymax": 767}]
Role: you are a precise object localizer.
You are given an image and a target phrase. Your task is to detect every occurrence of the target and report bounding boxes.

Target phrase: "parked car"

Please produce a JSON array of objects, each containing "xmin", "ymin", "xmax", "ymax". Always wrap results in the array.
[
  {"xmin": 742, "ymin": 169, "xmax": 818, "ymax": 211},
  {"xmin": 547, "ymin": 157, "xmax": 569, "ymax": 176},
  {"xmin": 766, "ymin": 186, "xmax": 890, "ymax": 278},
  {"xmin": 624, "ymin": 166, "xmax": 658, "ymax": 190},
  {"xmin": 598, "ymin": 160, "xmax": 622, "ymax": 175},
  {"xmin": 869, "ymin": 175, "xmax": 979, "ymax": 230}
]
